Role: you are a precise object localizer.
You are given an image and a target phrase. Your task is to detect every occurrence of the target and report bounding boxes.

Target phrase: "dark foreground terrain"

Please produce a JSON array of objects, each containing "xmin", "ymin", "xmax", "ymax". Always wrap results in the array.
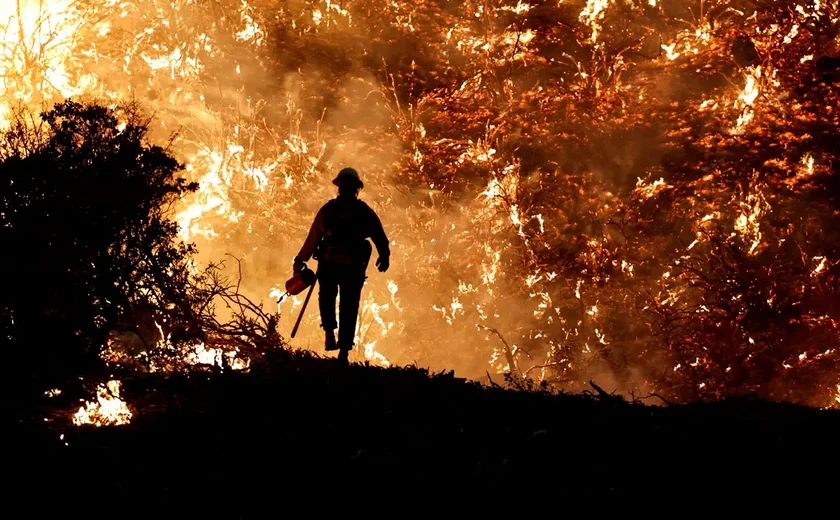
[{"xmin": 5, "ymin": 350, "xmax": 840, "ymax": 514}]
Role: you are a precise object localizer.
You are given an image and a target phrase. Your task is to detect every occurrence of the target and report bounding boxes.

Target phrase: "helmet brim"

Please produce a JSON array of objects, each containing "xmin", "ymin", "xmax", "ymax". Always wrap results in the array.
[{"xmin": 333, "ymin": 176, "xmax": 364, "ymax": 189}]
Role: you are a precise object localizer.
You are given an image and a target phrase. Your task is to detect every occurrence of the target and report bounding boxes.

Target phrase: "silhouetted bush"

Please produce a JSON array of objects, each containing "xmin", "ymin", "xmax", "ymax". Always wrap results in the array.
[{"xmin": 0, "ymin": 100, "xmax": 197, "ymax": 394}]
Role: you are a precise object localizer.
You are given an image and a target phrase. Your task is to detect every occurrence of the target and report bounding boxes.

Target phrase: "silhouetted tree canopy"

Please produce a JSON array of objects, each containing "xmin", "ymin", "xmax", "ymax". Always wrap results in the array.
[{"xmin": 0, "ymin": 100, "xmax": 197, "ymax": 393}]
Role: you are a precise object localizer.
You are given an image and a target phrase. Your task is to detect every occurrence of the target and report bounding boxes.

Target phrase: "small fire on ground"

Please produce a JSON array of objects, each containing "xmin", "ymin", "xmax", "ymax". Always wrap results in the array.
[{"xmin": 72, "ymin": 380, "xmax": 133, "ymax": 427}]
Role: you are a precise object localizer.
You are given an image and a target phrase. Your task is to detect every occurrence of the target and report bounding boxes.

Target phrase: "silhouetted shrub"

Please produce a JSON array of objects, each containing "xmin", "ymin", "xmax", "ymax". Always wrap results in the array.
[{"xmin": 0, "ymin": 100, "xmax": 197, "ymax": 394}]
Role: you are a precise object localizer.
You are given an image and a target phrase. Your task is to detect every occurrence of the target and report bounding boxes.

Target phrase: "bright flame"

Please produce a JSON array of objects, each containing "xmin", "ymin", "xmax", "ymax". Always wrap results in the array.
[
  {"xmin": 733, "ymin": 177, "xmax": 770, "ymax": 256},
  {"xmin": 72, "ymin": 380, "xmax": 132, "ymax": 427},
  {"xmin": 0, "ymin": 0, "xmax": 87, "ymax": 127},
  {"xmin": 579, "ymin": 0, "xmax": 612, "ymax": 42},
  {"xmin": 734, "ymin": 67, "xmax": 763, "ymax": 133}
]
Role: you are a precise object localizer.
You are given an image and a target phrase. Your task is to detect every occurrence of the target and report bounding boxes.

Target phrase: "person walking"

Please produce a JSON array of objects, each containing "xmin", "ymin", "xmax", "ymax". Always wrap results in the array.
[{"xmin": 293, "ymin": 168, "xmax": 390, "ymax": 363}]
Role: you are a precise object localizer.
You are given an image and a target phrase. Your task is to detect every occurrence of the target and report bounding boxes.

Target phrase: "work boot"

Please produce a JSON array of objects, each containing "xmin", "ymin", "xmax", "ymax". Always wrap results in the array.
[
  {"xmin": 337, "ymin": 348, "xmax": 349, "ymax": 364},
  {"xmin": 325, "ymin": 330, "xmax": 338, "ymax": 351}
]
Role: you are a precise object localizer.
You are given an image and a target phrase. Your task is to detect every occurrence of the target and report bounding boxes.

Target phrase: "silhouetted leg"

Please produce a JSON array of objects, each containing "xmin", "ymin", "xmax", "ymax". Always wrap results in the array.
[
  {"xmin": 337, "ymin": 270, "xmax": 366, "ymax": 351},
  {"xmin": 318, "ymin": 266, "xmax": 338, "ymax": 333}
]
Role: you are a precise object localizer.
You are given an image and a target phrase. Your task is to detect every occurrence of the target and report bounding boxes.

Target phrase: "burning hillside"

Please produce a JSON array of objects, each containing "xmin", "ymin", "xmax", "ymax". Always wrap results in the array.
[{"xmin": 3, "ymin": 0, "xmax": 840, "ymax": 407}]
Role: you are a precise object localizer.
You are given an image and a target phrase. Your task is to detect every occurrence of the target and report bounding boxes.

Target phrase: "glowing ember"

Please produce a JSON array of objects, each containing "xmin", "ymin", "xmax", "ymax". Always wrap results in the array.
[
  {"xmin": 72, "ymin": 380, "xmax": 132, "ymax": 427},
  {"xmin": 733, "ymin": 177, "xmax": 770, "ymax": 256},
  {"xmin": 635, "ymin": 177, "xmax": 670, "ymax": 200}
]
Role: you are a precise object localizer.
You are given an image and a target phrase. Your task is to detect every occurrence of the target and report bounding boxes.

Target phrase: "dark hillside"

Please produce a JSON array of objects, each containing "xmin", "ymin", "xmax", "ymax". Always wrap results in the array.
[{"xmin": 5, "ymin": 350, "xmax": 840, "ymax": 514}]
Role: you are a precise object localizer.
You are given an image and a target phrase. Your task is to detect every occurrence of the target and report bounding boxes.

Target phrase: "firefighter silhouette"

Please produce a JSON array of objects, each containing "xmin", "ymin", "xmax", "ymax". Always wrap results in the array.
[{"xmin": 294, "ymin": 167, "xmax": 390, "ymax": 363}]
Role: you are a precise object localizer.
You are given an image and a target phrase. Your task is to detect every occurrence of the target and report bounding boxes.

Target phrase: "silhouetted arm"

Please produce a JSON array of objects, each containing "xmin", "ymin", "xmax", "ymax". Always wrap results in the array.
[
  {"xmin": 368, "ymin": 207, "xmax": 390, "ymax": 259},
  {"xmin": 295, "ymin": 207, "xmax": 326, "ymax": 262}
]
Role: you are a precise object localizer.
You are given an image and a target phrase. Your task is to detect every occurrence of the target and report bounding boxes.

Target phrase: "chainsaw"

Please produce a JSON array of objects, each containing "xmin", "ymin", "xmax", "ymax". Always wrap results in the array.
[{"xmin": 280, "ymin": 265, "xmax": 317, "ymax": 338}]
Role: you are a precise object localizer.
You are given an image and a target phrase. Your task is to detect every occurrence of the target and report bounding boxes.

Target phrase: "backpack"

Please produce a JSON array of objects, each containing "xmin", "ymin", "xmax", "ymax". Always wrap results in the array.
[{"xmin": 318, "ymin": 199, "xmax": 373, "ymax": 267}]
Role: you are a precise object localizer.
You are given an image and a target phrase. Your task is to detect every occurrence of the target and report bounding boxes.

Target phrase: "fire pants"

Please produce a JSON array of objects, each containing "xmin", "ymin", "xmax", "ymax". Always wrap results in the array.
[{"xmin": 317, "ymin": 262, "xmax": 366, "ymax": 350}]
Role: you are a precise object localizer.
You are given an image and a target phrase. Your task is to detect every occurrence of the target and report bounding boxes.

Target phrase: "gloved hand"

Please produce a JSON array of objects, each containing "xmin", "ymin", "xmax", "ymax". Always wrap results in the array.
[
  {"xmin": 293, "ymin": 256, "xmax": 306, "ymax": 274},
  {"xmin": 376, "ymin": 256, "xmax": 390, "ymax": 273}
]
